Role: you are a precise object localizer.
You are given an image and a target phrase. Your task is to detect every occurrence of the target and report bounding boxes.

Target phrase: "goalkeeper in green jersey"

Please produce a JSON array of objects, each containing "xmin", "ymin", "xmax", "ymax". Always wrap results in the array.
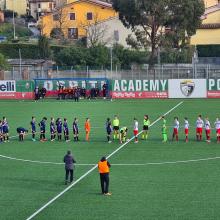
[
  {"xmin": 161, "ymin": 116, "xmax": 168, "ymax": 142},
  {"xmin": 142, "ymin": 115, "xmax": 150, "ymax": 140}
]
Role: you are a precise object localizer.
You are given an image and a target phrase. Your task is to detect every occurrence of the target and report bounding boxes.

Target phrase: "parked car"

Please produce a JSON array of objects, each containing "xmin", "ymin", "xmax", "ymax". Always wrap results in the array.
[{"xmin": 0, "ymin": 36, "xmax": 7, "ymax": 43}]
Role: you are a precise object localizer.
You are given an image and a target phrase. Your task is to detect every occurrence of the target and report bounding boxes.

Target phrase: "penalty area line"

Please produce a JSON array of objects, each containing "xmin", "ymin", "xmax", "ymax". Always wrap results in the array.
[{"xmin": 25, "ymin": 101, "xmax": 183, "ymax": 220}]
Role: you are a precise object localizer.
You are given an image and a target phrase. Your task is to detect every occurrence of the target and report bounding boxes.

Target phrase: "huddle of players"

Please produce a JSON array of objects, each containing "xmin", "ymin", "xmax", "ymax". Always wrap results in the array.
[
  {"xmin": 107, "ymin": 115, "xmax": 150, "ymax": 144},
  {"xmin": 166, "ymin": 115, "xmax": 220, "ymax": 143},
  {"xmin": 0, "ymin": 117, "xmax": 9, "ymax": 143},
  {"xmin": 30, "ymin": 116, "xmax": 91, "ymax": 142}
]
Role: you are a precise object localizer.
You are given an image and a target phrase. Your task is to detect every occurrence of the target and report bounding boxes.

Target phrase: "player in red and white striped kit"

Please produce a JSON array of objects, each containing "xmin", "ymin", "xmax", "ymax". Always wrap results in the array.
[
  {"xmin": 205, "ymin": 117, "xmax": 211, "ymax": 143},
  {"xmin": 214, "ymin": 118, "xmax": 220, "ymax": 143},
  {"xmin": 184, "ymin": 117, "xmax": 189, "ymax": 142},
  {"xmin": 133, "ymin": 118, "xmax": 139, "ymax": 143},
  {"xmin": 196, "ymin": 115, "xmax": 204, "ymax": 141},
  {"xmin": 172, "ymin": 117, "xmax": 179, "ymax": 141}
]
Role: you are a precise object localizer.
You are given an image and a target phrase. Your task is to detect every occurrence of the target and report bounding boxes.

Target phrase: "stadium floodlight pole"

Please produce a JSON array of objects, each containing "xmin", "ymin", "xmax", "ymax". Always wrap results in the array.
[
  {"xmin": 19, "ymin": 48, "xmax": 22, "ymax": 76},
  {"xmin": 110, "ymin": 47, "xmax": 113, "ymax": 79},
  {"xmin": 12, "ymin": 0, "xmax": 16, "ymax": 40}
]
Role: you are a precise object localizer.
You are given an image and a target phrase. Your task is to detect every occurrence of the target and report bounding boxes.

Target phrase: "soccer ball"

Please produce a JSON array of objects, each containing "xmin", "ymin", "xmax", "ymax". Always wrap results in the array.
[{"xmin": 126, "ymin": 138, "xmax": 130, "ymax": 142}]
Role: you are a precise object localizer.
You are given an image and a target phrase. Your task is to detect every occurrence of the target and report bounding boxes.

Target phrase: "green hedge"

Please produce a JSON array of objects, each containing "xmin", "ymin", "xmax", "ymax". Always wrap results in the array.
[{"xmin": 0, "ymin": 43, "xmax": 66, "ymax": 59}]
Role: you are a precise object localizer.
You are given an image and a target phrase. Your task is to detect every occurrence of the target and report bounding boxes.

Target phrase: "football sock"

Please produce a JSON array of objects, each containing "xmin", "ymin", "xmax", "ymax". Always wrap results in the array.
[{"xmin": 163, "ymin": 134, "xmax": 168, "ymax": 142}]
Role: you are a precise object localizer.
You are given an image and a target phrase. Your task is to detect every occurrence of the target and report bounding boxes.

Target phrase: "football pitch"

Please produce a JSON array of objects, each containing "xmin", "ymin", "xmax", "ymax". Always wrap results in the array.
[{"xmin": 1, "ymin": 99, "xmax": 220, "ymax": 220}]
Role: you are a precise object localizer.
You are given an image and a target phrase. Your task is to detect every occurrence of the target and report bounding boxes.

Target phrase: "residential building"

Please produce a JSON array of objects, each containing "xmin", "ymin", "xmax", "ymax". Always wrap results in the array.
[
  {"xmin": 40, "ymin": 0, "xmax": 117, "ymax": 39},
  {"xmin": 191, "ymin": 3, "xmax": 220, "ymax": 45},
  {"xmin": 5, "ymin": 0, "xmax": 27, "ymax": 15},
  {"xmin": 28, "ymin": 0, "xmax": 55, "ymax": 20},
  {"xmin": 204, "ymin": 0, "xmax": 220, "ymax": 8},
  {"xmin": 86, "ymin": 16, "xmax": 134, "ymax": 48},
  {"xmin": 55, "ymin": 0, "xmax": 67, "ymax": 7}
]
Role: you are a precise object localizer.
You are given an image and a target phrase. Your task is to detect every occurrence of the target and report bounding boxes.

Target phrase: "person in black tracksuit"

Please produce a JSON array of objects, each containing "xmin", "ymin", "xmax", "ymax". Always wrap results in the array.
[{"xmin": 63, "ymin": 150, "xmax": 76, "ymax": 185}]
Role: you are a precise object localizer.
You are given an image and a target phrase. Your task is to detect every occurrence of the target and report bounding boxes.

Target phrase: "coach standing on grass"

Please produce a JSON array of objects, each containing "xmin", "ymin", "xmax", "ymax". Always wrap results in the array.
[
  {"xmin": 98, "ymin": 156, "xmax": 111, "ymax": 196},
  {"xmin": 64, "ymin": 150, "xmax": 76, "ymax": 185}
]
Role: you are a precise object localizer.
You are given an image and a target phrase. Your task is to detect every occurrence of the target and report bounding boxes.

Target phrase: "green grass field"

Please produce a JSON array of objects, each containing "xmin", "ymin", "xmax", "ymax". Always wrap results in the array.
[{"xmin": 1, "ymin": 99, "xmax": 220, "ymax": 220}]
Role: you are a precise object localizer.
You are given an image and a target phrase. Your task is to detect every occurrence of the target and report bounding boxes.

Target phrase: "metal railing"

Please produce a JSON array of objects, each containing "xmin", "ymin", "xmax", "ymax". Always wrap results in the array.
[{"xmin": 3, "ymin": 63, "xmax": 220, "ymax": 80}]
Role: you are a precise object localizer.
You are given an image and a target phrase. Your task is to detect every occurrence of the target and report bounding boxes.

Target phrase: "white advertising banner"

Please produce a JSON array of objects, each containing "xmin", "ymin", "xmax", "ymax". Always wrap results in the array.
[
  {"xmin": 168, "ymin": 79, "xmax": 207, "ymax": 98},
  {"xmin": 0, "ymin": 80, "xmax": 16, "ymax": 93}
]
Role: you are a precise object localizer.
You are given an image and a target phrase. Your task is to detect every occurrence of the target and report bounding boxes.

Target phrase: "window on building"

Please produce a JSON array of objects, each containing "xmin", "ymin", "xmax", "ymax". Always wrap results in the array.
[
  {"xmin": 53, "ymin": 14, "xmax": 59, "ymax": 21},
  {"xmin": 49, "ymin": 3, "xmax": 53, "ymax": 9},
  {"xmin": 114, "ymin": 30, "xmax": 119, "ymax": 42},
  {"xmin": 87, "ymin": 12, "xmax": 93, "ymax": 20},
  {"xmin": 69, "ymin": 13, "xmax": 75, "ymax": 20},
  {"xmin": 68, "ymin": 28, "xmax": 78, "ymax": 39}
]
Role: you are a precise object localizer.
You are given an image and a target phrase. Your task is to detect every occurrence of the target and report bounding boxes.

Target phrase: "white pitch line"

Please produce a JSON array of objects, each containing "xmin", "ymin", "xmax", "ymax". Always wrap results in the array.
[
  {"xmin": 1, "ymin": 153, "xmax": 220, "ymax": 166},
  {"xmin": 0, "ymin": 154, "xmax": 93, "ymax": 166},
  {"xmin": 111, "ymin": 156, "xmax": 220, "ymax": 165},
  {"xmin": 25, "ymin": 101, "xmax": 183, "ymax": 220}
]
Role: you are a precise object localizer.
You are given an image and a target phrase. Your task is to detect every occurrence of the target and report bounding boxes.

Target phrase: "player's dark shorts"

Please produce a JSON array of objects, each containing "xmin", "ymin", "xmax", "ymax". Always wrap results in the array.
[
  {"xmin": 57, "ymin": 128, "xmax": 62, "ymax": 134},
  {"xmin": 3, "ymin": 128, "xmax": 9, "ymax": 133},
  {"xmin": 107, "ymin": 129, "xmax": 111, "ymax": 135},
  {"xmin": 40, "ymin": 129, "xmax": 45, "ymax": 134},
  {"xmin": 50, "ymin": 129, "xmax": 55, "ymax": 134},
  {"xmin": 32, "ymin": 129, "xmax": 36, "ymax": 133},
  {"xmin": 143, "ymin": 125, "xmax": 149, "ymax": 130},
  {"xmin": 73, "ymin": 129, "xmax": 79, "ymax": 135},
  {"xmin": 64, "ymin": 130, "xmax": 69, "ymax": 136},
  {"xmin": 113, "ymin": 126, "xmax": 119, "ymax": 131}
]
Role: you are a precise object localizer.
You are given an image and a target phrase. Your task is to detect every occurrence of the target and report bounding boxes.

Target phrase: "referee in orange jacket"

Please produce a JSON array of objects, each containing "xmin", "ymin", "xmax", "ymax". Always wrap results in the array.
[{"xmin": 98, "ymin": 156, "xmax": 111, "ymax": 196}]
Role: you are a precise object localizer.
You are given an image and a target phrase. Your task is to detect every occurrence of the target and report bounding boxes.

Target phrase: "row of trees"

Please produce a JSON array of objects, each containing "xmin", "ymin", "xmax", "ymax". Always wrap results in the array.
[{"xmin": 37, "ymin": 35, "xmax": 193, "ymax": 69}]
